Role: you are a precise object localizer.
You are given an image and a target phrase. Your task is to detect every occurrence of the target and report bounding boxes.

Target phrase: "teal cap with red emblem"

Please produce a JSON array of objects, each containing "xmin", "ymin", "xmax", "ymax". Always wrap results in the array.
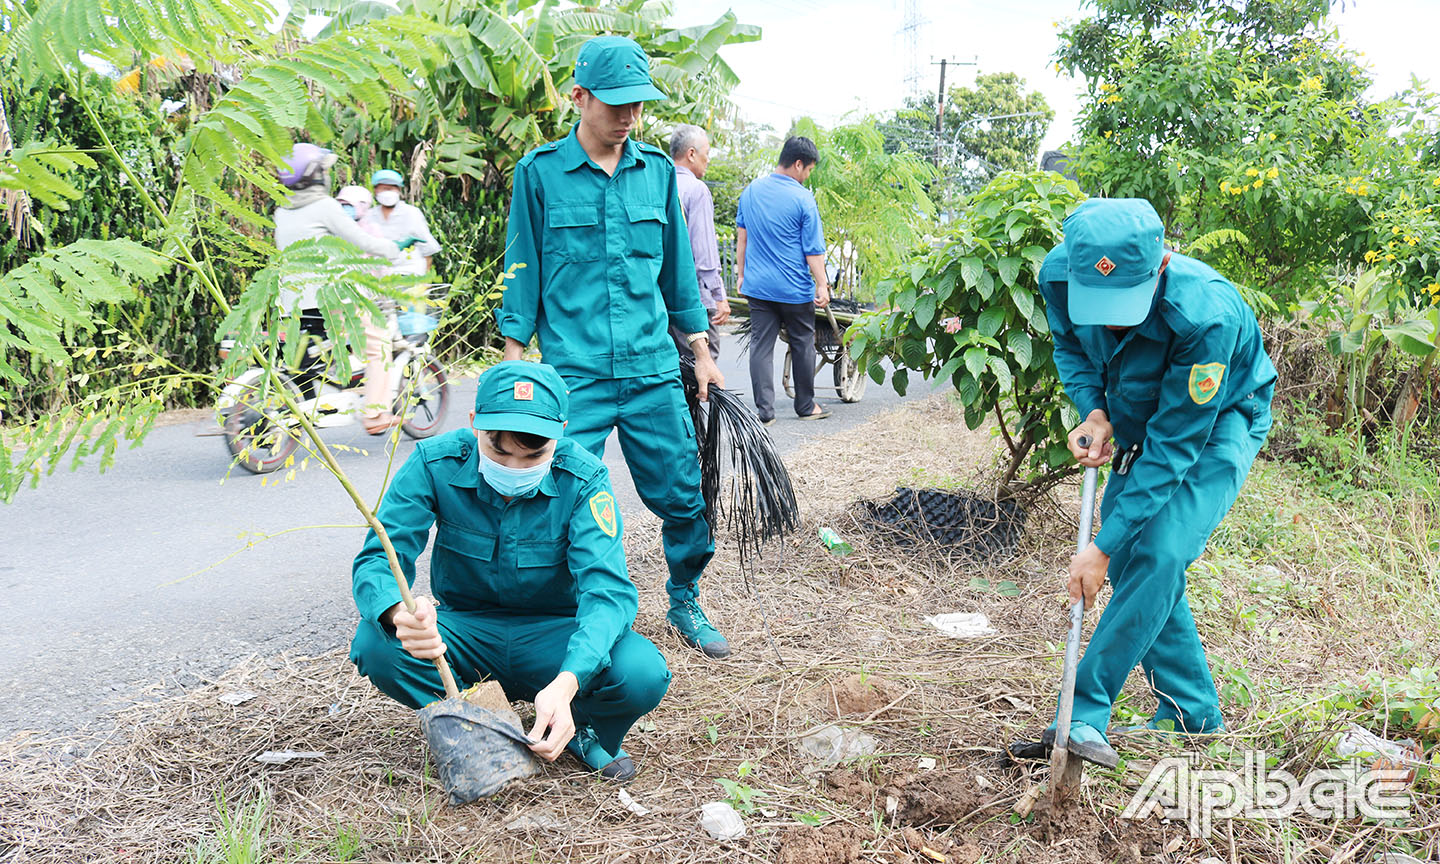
[
  {"xmin": 1063, "ymin": 198, "xmax": 1166, "ymax": 327},
  {"xmin": 472, "ymin": 361, "xmax": 568, "ymax": 440}
]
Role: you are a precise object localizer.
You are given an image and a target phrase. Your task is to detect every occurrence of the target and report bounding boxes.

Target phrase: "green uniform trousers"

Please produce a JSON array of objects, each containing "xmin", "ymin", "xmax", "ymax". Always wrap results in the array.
[
  {"xmin": 563, "ymin": 371, "xmax": 714, "ymax": 600},
  {"xmin": 1072, "ymin": 398, "xmax": 1271, "ymax": 736},
  {"xmin": 350, "ymin": 612, "xmax": 670, "ymax": 756}
]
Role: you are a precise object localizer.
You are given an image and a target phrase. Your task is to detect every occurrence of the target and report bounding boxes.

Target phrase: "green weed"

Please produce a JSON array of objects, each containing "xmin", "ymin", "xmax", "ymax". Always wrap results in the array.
[{"xmin": 189, "ymin": 788, "xmax": 269, "ymax": 864}]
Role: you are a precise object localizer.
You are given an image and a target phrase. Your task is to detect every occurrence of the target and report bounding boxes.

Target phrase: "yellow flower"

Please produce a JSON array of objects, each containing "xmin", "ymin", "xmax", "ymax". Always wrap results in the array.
[
  {"xmin": 1268, "ymin": 132, "xmax": 1277, "ymax": 141},
  {"xmin": 1106, "ymin": 94, "xmax": 1122, "ymax": 104},
  {"xmin": 1427, "ymin": 283, "xmax": 1440, "ymax": 295},
  {"xmin": 1232, "ymin": 185, "xmax": 1244, "ymax": 196},
  {"xmin": 1408, "ymin": 238, "xmax": 1418, "ymax": 246},
  {"xmin": 1253, "ymin": 179, "xmax": 1264, "ymax": 189},
  {"xmin": 1357, "ymin": 185, "xmax": 1370, "ymax": 196},
  {"xmin": 1220, "ymin": 180, "xmax": 1231, "ymax": 193},
  {"xmin": 1104, "ymin": 130, "xmax": 1113, "ymax": 138},
  {"xmin": 1246, "ymin": 168, "xmax": 1259, "ymax": 177},
  {"xmin": 1346, "ymin": 186, "xmax": 1356, "ymax": 194},
  {"xmin": 1267, "ymin": 166, "xmax": 1279, "ymax": 179},
  {"xmin": 1394, "ymin": 226, "xmax": 1402, "ymax": 234},
  {"xmin": 1433, "ymin": 176, "xmax": 1440, "ymax": 187},
  {"xmin": 1364, "ymin": 250, "xmax": 1380, "ymax": 263},
  {"xmin": 1385, "ymin": 253, "xmax": 1396, "ymax": 261}
]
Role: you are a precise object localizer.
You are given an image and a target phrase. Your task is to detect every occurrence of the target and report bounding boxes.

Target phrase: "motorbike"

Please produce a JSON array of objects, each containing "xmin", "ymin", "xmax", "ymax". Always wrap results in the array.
[{"xmin": 215, "ymin": 284, "xmax": 451, "ymax": 474}]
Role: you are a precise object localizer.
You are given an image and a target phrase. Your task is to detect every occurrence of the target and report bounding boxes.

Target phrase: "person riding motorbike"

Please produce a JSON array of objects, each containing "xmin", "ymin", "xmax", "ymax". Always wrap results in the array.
[{"xmin": 274, "ymin": 144, "xmax": 406, "ymax": 435}]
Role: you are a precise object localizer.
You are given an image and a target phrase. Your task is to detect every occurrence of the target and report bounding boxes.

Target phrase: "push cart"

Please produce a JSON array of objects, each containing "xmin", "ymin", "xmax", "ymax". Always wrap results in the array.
[{"xmin": 728, "ymin": 296, "xmax": 870, "ymax": 403}]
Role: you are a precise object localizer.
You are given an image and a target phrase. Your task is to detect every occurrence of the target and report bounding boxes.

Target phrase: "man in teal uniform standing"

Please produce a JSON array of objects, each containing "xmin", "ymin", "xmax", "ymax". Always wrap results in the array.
[
  {"xmin": 349, "ymin": 362, "xmax": 670, "ymax": 781},
  {"xmin": 1026, "ymin": 198, "xmax": 1276, "ymax": 766},
  {"xmin": 499, "ymin": 36, "xmax": 731, "ymax": 659}
]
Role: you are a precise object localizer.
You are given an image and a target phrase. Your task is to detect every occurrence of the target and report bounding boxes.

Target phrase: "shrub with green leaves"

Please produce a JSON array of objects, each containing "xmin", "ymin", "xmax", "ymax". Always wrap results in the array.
[{"xmin": 850, "ymin": 171, "xmax": 1085, "ymax": 499}]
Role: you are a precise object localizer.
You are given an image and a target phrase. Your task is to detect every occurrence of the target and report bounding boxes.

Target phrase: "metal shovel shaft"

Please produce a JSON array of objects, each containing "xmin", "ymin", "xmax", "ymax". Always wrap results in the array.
[
  {"xmin": 1053, "ymin": 465, "xmax": 1098, "ymax": 751},
  {"xmin": 1049, "ymin": 463, "xmax": 1099, "ymax": 807}
]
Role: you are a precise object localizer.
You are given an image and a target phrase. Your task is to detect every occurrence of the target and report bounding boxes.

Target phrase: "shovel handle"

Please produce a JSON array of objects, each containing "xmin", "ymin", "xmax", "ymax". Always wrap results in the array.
[{"xmin": 1053, "ymin": 464, "xmax": 1098, "ymax": 751}]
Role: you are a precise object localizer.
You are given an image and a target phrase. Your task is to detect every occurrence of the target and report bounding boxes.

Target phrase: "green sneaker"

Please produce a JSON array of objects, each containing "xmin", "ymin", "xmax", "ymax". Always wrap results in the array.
[
  {"xmin": 565, "ymin": 725, "xmax": 636, "ymax": 782},
  {"xmin": 667, "ymin": 597, "xmax": 731, "ymax": 658}
]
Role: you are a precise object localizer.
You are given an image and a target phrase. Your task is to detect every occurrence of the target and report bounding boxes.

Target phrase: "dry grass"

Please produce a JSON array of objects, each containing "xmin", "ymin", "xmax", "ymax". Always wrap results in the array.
[{"xmin": 2, "ymin": 394, "xmax": 1436, "ymax": 863}]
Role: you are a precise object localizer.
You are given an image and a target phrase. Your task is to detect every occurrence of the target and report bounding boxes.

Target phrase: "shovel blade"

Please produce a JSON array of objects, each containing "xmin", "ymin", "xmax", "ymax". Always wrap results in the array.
[{"xmin": 1048, "ymin": 745, "xmax": 1085, "ymax": 808}]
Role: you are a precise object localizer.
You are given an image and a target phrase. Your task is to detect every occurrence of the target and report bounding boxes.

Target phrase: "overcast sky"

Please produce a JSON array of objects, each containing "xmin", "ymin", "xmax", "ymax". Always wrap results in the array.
[{"xmin": 674, "ymin": 0, "xmax": 1440, "ymax": 153}]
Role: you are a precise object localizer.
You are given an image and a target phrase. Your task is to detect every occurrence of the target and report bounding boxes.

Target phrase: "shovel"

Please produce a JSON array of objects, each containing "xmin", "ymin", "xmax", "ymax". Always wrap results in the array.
[{"xmin": 1049, "ymin": 443, "xmax": 1100, "ymax": 808}]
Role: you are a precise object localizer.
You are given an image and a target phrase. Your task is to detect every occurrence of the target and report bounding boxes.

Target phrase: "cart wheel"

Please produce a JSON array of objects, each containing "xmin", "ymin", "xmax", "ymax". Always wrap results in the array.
[
  {"xmin": 782, "ymin": 348, "xmax": 796, "ymax": 399},
  {"xmin": 834, "ymin": 350, "xmax": 868, "ymax": 403}
]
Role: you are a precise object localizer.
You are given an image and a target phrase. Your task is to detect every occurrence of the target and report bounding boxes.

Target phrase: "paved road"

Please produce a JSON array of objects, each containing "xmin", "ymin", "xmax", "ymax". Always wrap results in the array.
[{"xmin": 0, "ymin": 335, "xmax": 910, "ymax": 739}]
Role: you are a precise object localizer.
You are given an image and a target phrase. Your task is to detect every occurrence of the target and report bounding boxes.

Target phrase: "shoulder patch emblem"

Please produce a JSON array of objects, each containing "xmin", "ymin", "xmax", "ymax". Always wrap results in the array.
[
  {"xmin": 589, "ymin": 491, "xmax": 618, "ymax": 538},
  {"xmin": 1188, "ymin": 362, "xmax": 1226, "ymax": 405}
]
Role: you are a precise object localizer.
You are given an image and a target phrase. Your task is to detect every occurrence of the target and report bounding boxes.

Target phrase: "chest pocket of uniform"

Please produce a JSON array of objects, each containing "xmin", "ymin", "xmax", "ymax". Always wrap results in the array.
[
  {"xmin": 514, "ymin": 539, "xmax": 573, "ymax": 608},
  {"xmin": 546, "ymin": 204, "xmax": 601, "ymax": 262},
  {"xmin": 624, "ymin": 202, "xmax": 667, "ymax": 258},
  {"xmin": 433, "ymin": 522, "xmax": 496, "ymax": 607}
]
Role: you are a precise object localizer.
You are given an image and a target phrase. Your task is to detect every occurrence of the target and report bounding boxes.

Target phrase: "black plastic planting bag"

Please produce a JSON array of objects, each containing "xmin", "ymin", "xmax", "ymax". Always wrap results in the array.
[{"xmin": 418, "ymin": 699, "xmax": 540, "ymax": 804}]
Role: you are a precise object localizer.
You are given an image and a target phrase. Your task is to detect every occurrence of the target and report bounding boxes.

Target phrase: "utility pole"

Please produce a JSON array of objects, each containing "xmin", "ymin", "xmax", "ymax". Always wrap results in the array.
[{"xmin": 932, "ymin": 56, "xmax": 976, "ymax": 166}]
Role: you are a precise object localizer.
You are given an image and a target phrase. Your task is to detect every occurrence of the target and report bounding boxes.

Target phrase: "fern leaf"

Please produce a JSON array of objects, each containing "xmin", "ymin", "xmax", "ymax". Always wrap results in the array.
[{"xmin": 0, "ymin": 142, "xmax": 97, "ymax": 209}]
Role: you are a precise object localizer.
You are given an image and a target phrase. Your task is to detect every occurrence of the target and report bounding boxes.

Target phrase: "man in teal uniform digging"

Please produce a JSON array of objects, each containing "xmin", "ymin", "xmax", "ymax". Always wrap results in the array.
[
  {"xmin": 349, "ymin": 361, "xmax": 670, "ymax": 782},
  {"xmin": 498, "ymin": 36, "xmax": 731, "ymax": 659},
  {"xmin": 1018, "ymin": 198, "xmax": 1277, "ymax": 767}
]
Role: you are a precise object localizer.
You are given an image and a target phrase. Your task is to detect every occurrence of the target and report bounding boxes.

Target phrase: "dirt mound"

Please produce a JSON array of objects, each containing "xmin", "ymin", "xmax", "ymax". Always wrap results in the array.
[
  {"xmin": 775, "ymin": 823, "xmax": 864, "ymax": 864},
  {"xmin": 883, "ymin": 771, "xmax": 982, "ymax": 827},
  {"xmin": 822, "ymin": 767, "xmax": 875, "ymax": 807},
  {"xmin": 831, "ymin": 673, "xmax": 902, "ymax": 716}
]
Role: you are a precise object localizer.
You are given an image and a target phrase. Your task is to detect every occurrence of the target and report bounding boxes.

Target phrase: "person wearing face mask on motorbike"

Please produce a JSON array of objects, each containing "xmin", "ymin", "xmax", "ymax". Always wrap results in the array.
[
  {"xmin": 368, "ymin": 169, "xmax": 441, "ymax": 276},
  {"xmin": 274, "ymin": 145, "xmax": 407, "ymax": 435},
  {"xmin": 348, "ymin": 361, "xmax": 670, "ymax": 782}
]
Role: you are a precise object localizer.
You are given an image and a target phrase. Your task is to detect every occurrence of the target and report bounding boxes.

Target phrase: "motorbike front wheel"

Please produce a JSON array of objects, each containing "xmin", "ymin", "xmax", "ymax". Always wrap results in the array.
[
  {"xmin": 397, "ymin": 356, "xmax": 448, "ymax": 439},
  {"xmin": 221, "ymin": 370, "xmax": 303, "ymax": 475}
]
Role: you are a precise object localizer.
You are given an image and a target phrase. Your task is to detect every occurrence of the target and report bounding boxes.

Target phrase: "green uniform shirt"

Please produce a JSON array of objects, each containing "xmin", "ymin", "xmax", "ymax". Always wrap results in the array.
[
  {"xmin": 351, "ymin": 431, "xmax": 635, "ymax": 690},
  {"xmin": 1039, "ymin": 250, "xmax": 1278, "ymax": 557},
  {"xmin": 498, "ymin": 125, "xmax": 711, "ymax": 379}
]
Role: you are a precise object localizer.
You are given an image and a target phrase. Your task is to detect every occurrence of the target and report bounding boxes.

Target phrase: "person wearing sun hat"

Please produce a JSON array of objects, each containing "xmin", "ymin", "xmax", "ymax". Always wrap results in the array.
[
  {"xmin": 367, "ymin": 167, "xmax": 441, "ymax": 276},
  {"xmin": 498, "ymin": 35, "xmax": 733, "ymax": 660},
  {"xmin": 1014, "ymin": 198, "xmax": 1277, "ymax": 767},
  {"xmin": 348, "ymin": 361, "xmax": 671, "ymax": 782}
]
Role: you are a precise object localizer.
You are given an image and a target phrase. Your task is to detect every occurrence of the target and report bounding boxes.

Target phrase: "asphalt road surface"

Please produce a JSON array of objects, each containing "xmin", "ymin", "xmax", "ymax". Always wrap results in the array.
[{"xmin": 0, "ymin": 333, "xmax": 912, "ymax": 739}]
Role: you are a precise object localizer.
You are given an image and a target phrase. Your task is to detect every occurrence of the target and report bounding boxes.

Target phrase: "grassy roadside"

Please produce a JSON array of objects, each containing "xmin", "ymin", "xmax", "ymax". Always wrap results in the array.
[{"xmin": 1, "ymin": 394, "xmax": 1436, "ymax": 863}]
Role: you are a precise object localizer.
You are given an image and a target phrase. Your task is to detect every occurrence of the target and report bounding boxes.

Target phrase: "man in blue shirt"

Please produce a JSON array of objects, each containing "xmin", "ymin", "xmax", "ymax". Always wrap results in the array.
[{"xmin": 736, "ymin": 136, "xmax": 831, "ymax": 425}]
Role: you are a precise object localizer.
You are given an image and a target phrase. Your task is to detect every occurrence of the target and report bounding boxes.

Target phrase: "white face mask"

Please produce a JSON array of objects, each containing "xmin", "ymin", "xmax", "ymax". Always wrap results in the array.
[{"xmin": 376, "ymin": 189, "xmax": 401, "ymax": 208}]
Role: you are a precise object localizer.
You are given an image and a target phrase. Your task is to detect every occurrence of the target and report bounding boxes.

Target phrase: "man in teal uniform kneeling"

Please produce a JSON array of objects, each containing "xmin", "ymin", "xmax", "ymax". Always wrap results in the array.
[
  {"xmin": 1028, "ymin": 198, "xmax": 1277, "ymax": 766},
  {"xmin": 499, "ymin": 36, "xmax": 730, "ymax": 658},
  {"xmin": 350, "ymin": 362, "xmax": 670, "ymax": 781}
]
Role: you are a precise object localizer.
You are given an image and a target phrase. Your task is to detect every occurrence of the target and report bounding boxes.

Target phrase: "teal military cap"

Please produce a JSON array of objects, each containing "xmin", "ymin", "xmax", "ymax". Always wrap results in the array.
[
  {"xmin": 1063, "ymin": 198, "xmax": 1166, "ymax": 327},
  {"xmin": 472, "ymin": 361, "xmax": 569, "ymax": 439},
  {"xmin": 574, "ymin": 36, "xmax": 666, "ymax": 105}
]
